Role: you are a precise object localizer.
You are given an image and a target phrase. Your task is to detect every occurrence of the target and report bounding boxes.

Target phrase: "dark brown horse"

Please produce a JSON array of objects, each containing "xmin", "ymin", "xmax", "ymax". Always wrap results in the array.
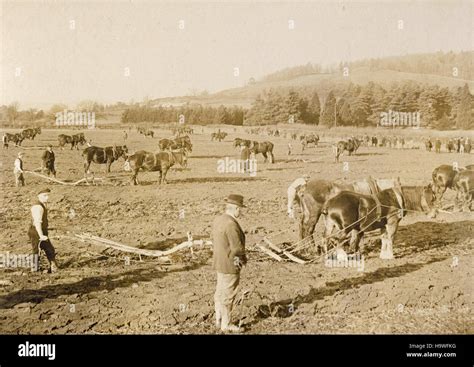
[
  {"xmin": 58, "ymin": 133, "xmax": 86, "ymax": 150},
  {"xmin": 334, "ymin": 138, "xmax": 361, "ymax": 162},
  {"xmin": 124, "ymin": 149, "xmax": 187, "ymax": 185},
  {"xmin": 250, "ymin": 141, "xmax": 274, "ymax": 163},
  {"xmin": 83, "ymin": 145, "xmax": 128, "ymax": 174},
  {"xmin": 320, "ymin": 185, "xmax": 438, "ymax": 259},
  {"xmin": 5, "ymin": 133, "xmax": 24, "ymax": 146},
  {"xmin": 233, "ymin": 138, "xmax": 251, "ymax": 148},
  {"xmin": 301, "ymin": 134, "xmax": 319, "ymax": 151},
  {"xmin": 159, "ymin": 136, "xmax": 192, "ymax": 152},
  {"xmin": 296, "ymin": 178, "xmax": 400, "ymax": 251}
]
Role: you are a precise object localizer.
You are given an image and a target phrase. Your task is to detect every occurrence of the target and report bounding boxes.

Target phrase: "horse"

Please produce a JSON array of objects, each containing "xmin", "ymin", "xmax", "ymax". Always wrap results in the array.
[
  {"xmin": 320, "ymin": 185, "xmax": 438, "ymax": 259},
  {"xmin": 124, "ymin": 149, "xmax": 187, "ymax": 185},
  {"xmin": 296, "ymin": 177, "xmax": 401, "ymax": 252},
  {"xmin": 83, "ymin": 145, "xmax": 128, "ymax": 174},
  {"xmin": 250, "ymin": 141, "xmax": 274, "ymax": 163}
]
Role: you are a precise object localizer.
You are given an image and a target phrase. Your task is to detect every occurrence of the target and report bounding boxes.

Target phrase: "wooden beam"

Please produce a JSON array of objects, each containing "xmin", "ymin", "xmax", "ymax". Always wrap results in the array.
[
  {"xmin": 256, "ymin": 243, "xmax": 282, "ymax": 262},
  {"xmin": 263, "ymin": 237, "xmax": 306, "ymax": 264}
]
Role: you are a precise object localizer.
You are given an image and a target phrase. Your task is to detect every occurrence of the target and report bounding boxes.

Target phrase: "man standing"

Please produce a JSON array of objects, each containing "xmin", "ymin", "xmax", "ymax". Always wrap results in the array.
[
  {"xmin": 28, "ymin": 188, "xmax": 58, "ymax": 273},
  {"xmin": 240, "ymin": 143, "xmax": 250, "ymax": 173},
  {"xmin": 2, "ymin": 133, "xmax": 8, "ymax": 149},
  {"xmin": 212, "ymin": 194, "xmax": 247, "ymax": 332},
  {"xmin": 14, "ymin": 152, "xmax": 25, "ymax": 187},
  {"xmin": 287, "ymin": 174, "xmax": 310, "ymax": 218},
  {"xmin": 287, "ymin": 142, "xmax": 292, "ymax": 156},
  {"xmin": 435, "ymin": 138, "xmax": 441, "ymax": 154},
  {"xmin": 41, "ymin": 144, "xmax": 56, "ymax": 177}
]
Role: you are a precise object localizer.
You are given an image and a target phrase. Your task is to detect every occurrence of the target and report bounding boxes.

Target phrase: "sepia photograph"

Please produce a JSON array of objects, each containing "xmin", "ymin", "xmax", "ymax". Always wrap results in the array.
[{"xmin": 0, "ymin": 0, "xmax": 472, "ymax": 361}]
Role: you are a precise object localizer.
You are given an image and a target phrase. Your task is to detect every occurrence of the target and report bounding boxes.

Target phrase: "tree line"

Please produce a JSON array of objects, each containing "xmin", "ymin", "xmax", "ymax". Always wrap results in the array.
[
  {"xmin": 120, "ymin": 105, "xmax": 245, "ymax": 125},
  {"xmin": 245, "ymin": 81, "xmax": 473, "ymax": 129}
]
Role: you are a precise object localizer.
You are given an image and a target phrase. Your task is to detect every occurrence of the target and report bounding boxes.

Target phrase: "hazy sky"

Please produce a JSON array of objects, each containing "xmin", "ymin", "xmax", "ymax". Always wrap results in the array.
[{"xmin": 1, "ymin": 0, "xmax": 472, "ymax": 109}]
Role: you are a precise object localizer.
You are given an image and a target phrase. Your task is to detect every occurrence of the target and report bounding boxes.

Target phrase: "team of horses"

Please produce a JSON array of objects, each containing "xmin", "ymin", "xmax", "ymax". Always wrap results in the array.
[
  {"xmin": 4, "ymin": 127, "xmax": 41, "ymax": 146},
  {"xmin": 293, "ymin": 164, "xmax": 473, "ymax": 260}
]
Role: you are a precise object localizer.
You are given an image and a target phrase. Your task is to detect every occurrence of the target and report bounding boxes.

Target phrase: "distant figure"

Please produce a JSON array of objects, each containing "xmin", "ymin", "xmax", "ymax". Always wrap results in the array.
[
  {"xmin": 14, "ymin": 152, "xmax": 25, "ymax": 187},
  {"xmin": 2, "ymin": 133, "xmax": 8, "ymax": 149},
  {"xmin": 240, "ymin": 143, "xmax": 250, "ymax": 173},
  {"xmin": 123, "ymin": 131, "xmax": 128, "ymax": 142},
  {"xmin": 287, "ymin": 143, "xmax": 292, "ymax": 156},
  {"xmin": 41, "ymin": 144, "xmax": 56, "ymax": 177},
  {"xmin": 435, "ymin": 138, "xmax": 441, "ymax": 154},
  {"xmin": 287, "ymin": 174, "xmax": 310, "ymax": 218}
]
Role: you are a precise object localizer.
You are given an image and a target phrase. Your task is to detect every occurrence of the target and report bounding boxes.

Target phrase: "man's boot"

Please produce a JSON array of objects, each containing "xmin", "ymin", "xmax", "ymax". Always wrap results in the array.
[
  {"xmin": 220, "ymin": 304, "xmax": 243, "ymax": 333},
  {"xmin": 50, "ymin": 260, "xmax": 59, "ymax": 273}
]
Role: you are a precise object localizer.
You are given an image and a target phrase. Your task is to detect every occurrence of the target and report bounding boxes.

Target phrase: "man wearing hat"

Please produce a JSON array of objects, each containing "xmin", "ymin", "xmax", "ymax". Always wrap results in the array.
[
  {"xmin": 13, "ymin": 152, "xmax": 25, "ymax": 187},
  {"xmin": 211, "ymin": 194, "xmax": 247, "ymax": 332},
  {"xmin": 287, "ymin": 174, "xmax": 311, "ymax": 219},
  {"xmin": 28, "ymin": 188, "xmax": 58, "ymax": 273},
  {"xmin": 41, "ymin": 144, "xmax": 56, "ymax": 177}
]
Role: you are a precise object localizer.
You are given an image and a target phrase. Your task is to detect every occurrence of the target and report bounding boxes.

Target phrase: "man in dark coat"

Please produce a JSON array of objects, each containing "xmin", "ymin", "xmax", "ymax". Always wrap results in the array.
[
  {"xmin": 41, "ymin": 144, "xmax": 56, "ymax": 177},
  {"xmin": 211, "ymin": 194, "xmax": 247, "ymax": 332}
]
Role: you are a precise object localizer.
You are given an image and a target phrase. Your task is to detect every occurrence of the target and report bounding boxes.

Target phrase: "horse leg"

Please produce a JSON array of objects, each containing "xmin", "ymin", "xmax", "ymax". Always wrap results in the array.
[
  {"xmin": 162, "ymin": 166, "xmax": 169, "ymax": 184},
  {"xmin": 380, "ymin": 219, "xmax": 398, "ymax": 259},
  {"xmin": 301, "ymin": 208, "xmax": 321, "ymax": 254},
  {"xmin": 322, "ymin": 214, "xmax": 337, "ymax": 255},
  {"xmin": 262, "ymin": 152, "xmax": 267, "ymax": 163},
  {"xmin": 84, "ymin": 160, "xmax": 91, "ymax": 175},
  {"xmin": 348, "ymin": 229, "xmax": 362, "ymax": 253},
  {"xmin": 131, "ymin": 168, "xmax": 139, "ymax": 185}
]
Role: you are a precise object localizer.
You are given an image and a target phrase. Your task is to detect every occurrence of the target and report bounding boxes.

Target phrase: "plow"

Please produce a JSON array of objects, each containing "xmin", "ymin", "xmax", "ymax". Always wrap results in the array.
[
  {"xmin": 24, "ymin": 170, "xmax": 130, "ymax": 186},
  {"xmin": 55, "ymin": 231, "xmax": 213, "ymax": 264}
]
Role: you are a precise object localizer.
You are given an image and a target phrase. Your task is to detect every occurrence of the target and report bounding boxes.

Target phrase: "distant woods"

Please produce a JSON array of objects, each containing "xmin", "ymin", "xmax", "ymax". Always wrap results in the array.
[{"xmin": 119, "ymin": 80, "xmax": 473, "ymax": 130}]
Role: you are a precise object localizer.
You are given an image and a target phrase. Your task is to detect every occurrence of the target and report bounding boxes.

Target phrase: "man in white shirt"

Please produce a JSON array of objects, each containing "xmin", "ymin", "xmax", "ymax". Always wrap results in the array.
[
  {"xmin": 13, "ymin": 152, "xmax": 25, "ymax": 187},
  {"xmin": 287, "ymin": 174, "xmax": 310, "ymax": 219},
  {"xmin": 2, "ymin": 133, "xmax": 8, "ymax": 149},
  {"xmin": 28, "ymin": 188, "xmax": 58, "ymax": 273}
]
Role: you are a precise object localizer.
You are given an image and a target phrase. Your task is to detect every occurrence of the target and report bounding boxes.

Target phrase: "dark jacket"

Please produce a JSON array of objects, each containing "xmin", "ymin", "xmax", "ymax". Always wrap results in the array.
[
  {"xmin": 211, "ymin": 214, "xmax": 246, "ymax": 274},
  {"xmin": 42, "ymin": 150, "xmax": 55, "ymax": 164}
]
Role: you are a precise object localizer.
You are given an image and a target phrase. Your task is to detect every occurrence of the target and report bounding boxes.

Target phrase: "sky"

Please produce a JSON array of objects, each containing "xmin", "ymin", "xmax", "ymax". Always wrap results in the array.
[{"xmin": 1, "ymin": 0, "xmax": 472, "ymax": 109}]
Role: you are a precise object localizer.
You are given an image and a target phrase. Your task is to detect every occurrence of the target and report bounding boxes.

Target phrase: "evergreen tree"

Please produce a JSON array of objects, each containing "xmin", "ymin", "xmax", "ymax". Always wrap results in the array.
[
  {"xmin": 456, "ymin": 84, "xmax": 473, "ymax": 129},
  {"xmin": 320, "ymin": 91, "xmax": 337, "ymax": 127}
]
